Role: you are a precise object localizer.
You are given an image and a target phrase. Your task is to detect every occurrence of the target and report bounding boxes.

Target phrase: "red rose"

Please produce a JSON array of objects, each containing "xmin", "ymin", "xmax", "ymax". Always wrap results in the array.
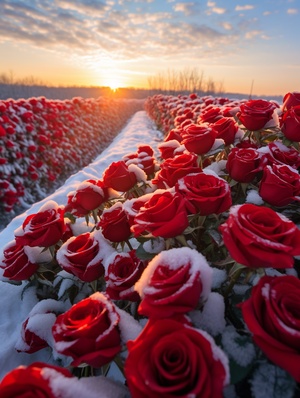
[
  {"xmin": 131, "ymin": 190, "xmax": 189, "ymax": 239},
  {"xmin": 265, "ymin": 141, "xmax": 300, "ymax": 169},
  {"xmin": 197, "ymin": 105, "xmax": 223, "ymax": 124},
  {"xmin": 181, "ymin": 123, "xmax": 217, "ymax": 155},
  {"xmin": 125, "ymin": 318, "xmax": 229, "ymax": 398},
  {"xmin": 211, "ymin": 117, "xmax": 239, "ymax": 146},
  {"xmin": 237, "ymin": 99, "xmax": 276, "ymax": 131},
  {"xmin": 98, "ymin": 202, "xmax": 132, "ymax": 242},
  {"xmin": 103, "ymin": 160, "xmax": 141, "ymax": 192},
  {"xmin": 104, "ymin": 250, "xmax": 147, "ymax": 301},
  {"xmin": 0, "ymin": 240, "xmax": 38, "ymax": 280},
  {"xmin": 135, "ymin": 247, "xmax": 212, "ymax": 318},
  {"xmin": 240, "ymin": 275, "xmax": 300, "ymax": 382},
  {"xmin": 16, "ymin": 299, "xmax": 66, "ymax": 354},
  {"xmin": 14, "ymin": 201, "xmax": 65, "ymax": 247},
  {"xmin": 65, "ymin": 179, "xmax": 109, "ymax": 217},
  {"xmin": 157, "ymin": 139, "xmax": 181, "ymax": 160},
  {"xmin": 0, "ymin": 362, "xmax": 72, "ymax": 397},
  {"xmin": 52, "ymin": 292, "xmax": 121, "ymax": 367},
  {"xmin": 164, "ymin": 128, "xmax": 183, "ymax": 143},
  {"xmin": 56, "ymin": 230, "xmax": 114, "ymax": 282},
  {"xmin": 282, "ymin": 91, "xmax": 300, "ymax": 111},
  {"xmin": 176, "ymin": 171, "xmax": 232, "ymax": 215},
  {"xmin": 281, "ymin": 105, "xmax": 300, "ymax": 142},
  {"xmin": 226, "ymin": 147, "xmax": 266, "ymax": 183},
  {"xmin": 219, "ymin": 203, "xmax": 300, "ymax": 268},
  {"xmin": 259, "ymin": 164, "xmax": 300, "ymax": 207},
  {"xmin": 152, "ymin": 152, "xmax": 201, "ymax": 188}
]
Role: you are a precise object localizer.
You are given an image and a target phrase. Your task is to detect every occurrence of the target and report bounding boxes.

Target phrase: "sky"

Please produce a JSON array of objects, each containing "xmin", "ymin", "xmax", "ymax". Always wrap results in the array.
[{"xmin": 0, "ymin": 0, "xmax": 299, "ymax": 96}]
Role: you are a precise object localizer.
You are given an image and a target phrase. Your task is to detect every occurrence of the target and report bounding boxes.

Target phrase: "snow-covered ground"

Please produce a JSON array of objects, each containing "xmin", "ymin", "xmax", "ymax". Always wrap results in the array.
[{"xmin": 0, "ymin": 111, "xmax": 162, "ymax": 379}]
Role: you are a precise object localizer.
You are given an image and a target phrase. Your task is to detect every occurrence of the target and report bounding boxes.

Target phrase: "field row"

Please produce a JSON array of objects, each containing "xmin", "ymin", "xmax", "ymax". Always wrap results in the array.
[{"xmin": 0, "ymin": 96, "xmax": 143, "ymax": 215}]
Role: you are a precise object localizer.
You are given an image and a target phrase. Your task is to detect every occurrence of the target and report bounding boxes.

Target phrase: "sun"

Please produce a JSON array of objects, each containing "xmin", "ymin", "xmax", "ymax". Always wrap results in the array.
[{"xmin": 103, "ymin": 78, "xmax": 122, "ymax": 92}]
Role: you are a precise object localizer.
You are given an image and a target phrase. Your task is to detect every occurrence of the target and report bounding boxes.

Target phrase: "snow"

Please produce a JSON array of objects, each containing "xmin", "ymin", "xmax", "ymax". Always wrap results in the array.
[
  {"xmin": 0, "ymin": 111, "xmax": 161, "ymax": 379},
  {"xmin": 134, "ymin": 246, "xmax": 213, "ymax": 301}
]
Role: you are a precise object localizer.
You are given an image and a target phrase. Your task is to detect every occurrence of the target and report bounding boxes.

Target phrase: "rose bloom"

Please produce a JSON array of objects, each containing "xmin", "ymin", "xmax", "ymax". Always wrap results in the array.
[
  {"xmin": 181, "ymin": 123, "xmax": 217, "ymax": 155},
  {"xmin": 16, "ymin": 299, "xmax": 66, "ymax": 354},
  {"xmin": 0, "ymin": 240, "xmax": 38, "ymax": 280},
  {"xmin": 197, "ymin": 105, "xmax": 223, "ymax": 124},
  {"xmin": 103, "ymin": 160, "xmax": 141, "ymax": 192},
  {"xmin": 14, "ymin": 200, "xmax": 65, "ymax": 248},
  {"xmin": 176, "ymin": 172, "xmax": 232, "ymax": 215},
  {"xmin": 125, "ymin": 318, "xmax": 229, "ymax": 398},
  {"xmin": 282, "ymin": 91, "xmax": 300, "ymax": 111},
  {"xmin": 56, "ymin": 230, "xmax": 114, "ymax": 282},
  {"xmin": 17, "ymin": 318, "xmax": 49, "ymax": 353},
  {"xmin": 0, "ymin": 362, "xmax": 72, "ymax": 398},
  {"xmin": 240, "ymin": 275, "xmax": 300, "ymax": 382},
  {"xmin": 64, "ymin": 179, "xmax": 109, "ymax": 217},
  {"xmin": 236, "ymin": 99, "xmax": 276, "ymax": 131},
  {"xmin": 265, "ymin": 141, "xmax": 300, "ymax": 169},
  {"xmin": 52, "ymin": 292, "xmax": 121, "ymax": 368},
  {"xmin": 152, "ymin": 152, "xmax": 202, "ymax": 189},
  {"xmin": 98, "ymin": 202, "xmax": 131, "ymax": 243},
  {"xmin": 164, "ymin": 128, "xmax": 183, "ymax": 143},
  {"xmin": 219, "ymin": 203, "xmax": 300, "ymax": 268},
  {"xmin": 259, "ymin": 164, "xmax": 300, "ymax": 207},
  {"xmin": 135, "ymin": 247, "xmax": 212, "ymax": 319},
  {"xmin": 226, "ymin": 147, "xmax": 266, "ymax": 183},
  {"xmin": 281, "ymin": 104, "xmax": 300, "ymax": 142},
  {"xmin": 131, "ymin": 190, "xmax": 189, "ymax": 239},
  {"xmin": 157, "ymin": 139, "xmax": 181, "ymax": 160},
  {"xmin": 211, "ymin": 116, "xmax": 239, "ymax": 146},
  {"xmin": 105, "ymin": 250, "xmax": 147, "ymax": 301}
]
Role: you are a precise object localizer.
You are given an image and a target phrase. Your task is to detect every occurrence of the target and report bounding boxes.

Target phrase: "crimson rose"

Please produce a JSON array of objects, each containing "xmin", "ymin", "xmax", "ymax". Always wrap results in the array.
[
  {"xmin": 219, "ymin": 203, "xmax": 300, "ymax": 268},
  {"xmin": 131, "ymin": 190, "xmax": 189, "ymax": 239},
  {"xmin": 282, "ymin": 91, "xmax": 300, "ymax": 111},
  {"xmin": 0, "ymin": 362, "xmax": 72, "ymax": 397},
  {"xmin": 259, "ymin": 164, "xmax": 300, "ymax": 207},
  {"xmin": 65, "ymin": 179, "xmax": 109, "ymax": 217},
  {"xmin": 181, "ymin": 123, "xmax": 217, "ymax": 155},
  {"xmin": 175, "ymin": 171, "xmax": 232, "ymax": 215},
  {"xmin": 281, "ymin": 105, "xmax": 300, "ymax": 142},
  {"xmin": 226, "ymin": 147, "xmax": 265, "ymax": 183},
  {"xmin": 125, "ymin": 318, "xmax": 229, "ymax": 398},
  {"xmin": 56, "ymin": 230, "xmax": 114, "ymax": 282},
  {"xmin": 104, "ymin": 250, "xmax": 146, "ymax": 301},
  {"xmin": 152, "ymin": 152, "xmax": 201, "ymax": 188},
  {"xmin": 14, "ymin": 200, "xmax": 65, "ymax": 247},
  {"xmin": 237, "ymin": 99, "xmax": 276, "ymax": 131},
  {"xmin": 98, "ymin": 202, "xmax": 131, "ymax": 242},
  {"xmin": 103, "ymin": 160, "xmax": 144, "ymax": 192},
  {"xmin": 135, "ymin": 247, "xmax": 212, "ymax": 318},
  {"xmin": 0, "ymin": 240, "xmax": 38, "ymax": 280},
  {"xmin": 52, "ymin": 292, "xmax": 121, "ymax": 367},
  {"xmin": 240, "ymin": 275, "xmax": 300, "ymax": 382}
]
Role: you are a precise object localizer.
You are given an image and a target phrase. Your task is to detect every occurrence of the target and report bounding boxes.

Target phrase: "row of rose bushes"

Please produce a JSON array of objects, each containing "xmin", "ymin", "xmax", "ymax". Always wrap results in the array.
[
  {"xmin": 0, "ymin": 91, "xmax": 300, "ymax": 397},
  {"xmin": 0, "ymin": 96, "xmax": 143, "ymax": 214}
]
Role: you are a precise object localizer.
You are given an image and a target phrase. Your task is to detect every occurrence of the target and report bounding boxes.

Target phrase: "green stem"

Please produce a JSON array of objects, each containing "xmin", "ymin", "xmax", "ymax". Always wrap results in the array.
[{"xmin": 224, "ymin": 267, "xmax": 244, "ymax": 298}]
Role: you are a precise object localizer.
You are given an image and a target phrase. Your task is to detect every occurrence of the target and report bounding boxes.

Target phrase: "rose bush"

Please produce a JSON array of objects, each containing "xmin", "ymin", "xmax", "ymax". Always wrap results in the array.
[{"xmin": 1, "ymin": 91, "xmax": 300, "ymax": 398}]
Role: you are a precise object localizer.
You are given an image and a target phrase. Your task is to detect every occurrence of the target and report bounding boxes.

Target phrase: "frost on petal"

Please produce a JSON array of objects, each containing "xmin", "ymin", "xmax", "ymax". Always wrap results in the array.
[{"xmin": 135, "ymin": 247, "xmax": 212, "ymax": 301}]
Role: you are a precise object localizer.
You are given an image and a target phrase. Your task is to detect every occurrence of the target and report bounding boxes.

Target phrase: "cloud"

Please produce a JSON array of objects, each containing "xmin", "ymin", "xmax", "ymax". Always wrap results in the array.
[
  {"xmin": 245, "ymin": 30, "xmax": 262, "ymax": 39},
  {"xmin": 287, "ymin": 8, "xmax": 298, "ymax": 14},
  {"xmin": 206, "ymin": 1, "xmax": 226, "ymax": 14},
  {"xmin": 235, "ymin": 5, "xmax": 254, "ymax": 11},
  {"xmin": 221, "ymin": 22, "xmax": 232, "ymax": 30},
  {"xmin": 173, "ymin": 2, "xmax": 198, "ymax": 16},
  {"xmin": 0, "ymin": 0, "xmax": 257, "ymax": 68}
]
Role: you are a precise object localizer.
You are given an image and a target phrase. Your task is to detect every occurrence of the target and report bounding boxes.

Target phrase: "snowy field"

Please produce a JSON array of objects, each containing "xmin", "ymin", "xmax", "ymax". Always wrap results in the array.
[{"xmin": 0, "ymin": 111, "xmax": 162, "ymax": 379}]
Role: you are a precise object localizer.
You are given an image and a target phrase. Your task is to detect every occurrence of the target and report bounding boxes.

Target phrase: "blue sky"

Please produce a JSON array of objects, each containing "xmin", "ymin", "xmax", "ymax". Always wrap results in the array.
[{"xmin": 0, "ymin": 0, "xmax": 299, "ymax": 95}]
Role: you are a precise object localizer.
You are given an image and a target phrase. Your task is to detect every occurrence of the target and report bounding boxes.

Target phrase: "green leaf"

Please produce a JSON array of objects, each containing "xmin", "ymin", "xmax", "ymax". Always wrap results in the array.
[
  {"xmin": 229, "ymin": 356, "xmax": 254, "ymax": 385},
  {"xmin": 135, "ymin": 243, "xmax": 157, "ymax": 260}
]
